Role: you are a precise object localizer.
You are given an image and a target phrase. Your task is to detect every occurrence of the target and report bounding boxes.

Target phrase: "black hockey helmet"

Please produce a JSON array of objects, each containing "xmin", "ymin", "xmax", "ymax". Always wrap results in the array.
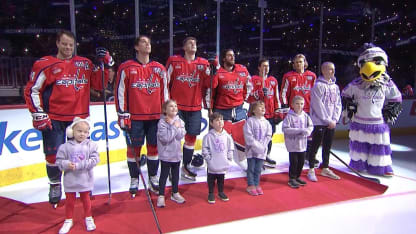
[{"xmin": 191, "ymin": 154, "xmax": 204, "ymax": 167}]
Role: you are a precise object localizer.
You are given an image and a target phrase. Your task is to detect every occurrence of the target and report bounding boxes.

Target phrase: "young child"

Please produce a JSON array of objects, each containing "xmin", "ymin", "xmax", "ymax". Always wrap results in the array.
[
  {"xmin": 307, "ymin": 62, "xmax": 342, "ymax": 181},
  {"xmin": 156, "ymin": 99, "xmax": 186, "ymax": 208},
  {"xmin": 282, "ymin": 96, "xmax": 314, "ymax": 189},
  {"xmin": 202, "ymin": 112, "xmax": 234, "ymax": 204},
  {"xmin": 244, "ymin": 101, "xmax": 272, "ymax": 195},
  {"xmin": 55, "ymin": 117, "xmax": 100, "ymax": 234}
]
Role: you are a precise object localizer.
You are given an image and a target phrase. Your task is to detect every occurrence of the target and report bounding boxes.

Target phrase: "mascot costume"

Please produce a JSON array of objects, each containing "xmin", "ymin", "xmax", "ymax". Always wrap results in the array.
[{"xmin": 341, "ymin": 43, "xmax": 402, "ymax": 176}]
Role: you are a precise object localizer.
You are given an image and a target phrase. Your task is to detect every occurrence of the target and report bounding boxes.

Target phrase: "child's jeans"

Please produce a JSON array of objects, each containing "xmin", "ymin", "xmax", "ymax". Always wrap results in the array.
[{"xmin": 247, "ymin": 157, "xmax": 264, "ymax": 186}]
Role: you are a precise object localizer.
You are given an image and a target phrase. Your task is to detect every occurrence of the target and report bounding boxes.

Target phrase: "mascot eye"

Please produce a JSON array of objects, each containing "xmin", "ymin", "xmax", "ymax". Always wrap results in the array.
[{"xmin": 373, "ymin": 56, "xmax": 384, "ymax": 65}]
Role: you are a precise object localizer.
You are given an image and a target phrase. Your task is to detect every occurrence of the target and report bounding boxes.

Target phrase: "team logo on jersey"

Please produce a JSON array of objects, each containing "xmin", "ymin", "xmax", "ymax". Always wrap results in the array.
[
  {"xmin": 271, "ymin": 81, "xmax": 276, "ymax": 86},
  {"xmin": 56, "ymin": 69, "xmax": 88, "ymax": 91},
  {"xmin": 205, "ymin": 67, "xmax": 211, "ymax": 76},
  {"xmin": 239, "ymin": 72, "xmax": 246, "ymax": 77},
  {"xmin": 153, "ymin": 67, "xmax": 162, "ymax": 75},
  {"xmin": 52, "ymin": 68, "xmax": 62, "ymax": 74},
  {"xmin": 130, "ymin": 69, "xmax": 137, "ymax": 75},
  {"xmin": 131, "ymin": 74, "xmax": 160, "ymax": 95},
  {"xmin": 223, "ymin": 80, "xmax": 243, "ymax": 94},
  {"xmin": 293, "ymin": 85, "xmax": 311, "ymax": 94},
  {"xmin": 197, "ymin": 65, "xmax": 204, "ymax": 71},
  {"xmin": 176, "ymin": 70, "xmax": 199, "ymax": 88},
  {"xmin": 307, "ymin": 76, "xmax": 313, "ymax": 80}
]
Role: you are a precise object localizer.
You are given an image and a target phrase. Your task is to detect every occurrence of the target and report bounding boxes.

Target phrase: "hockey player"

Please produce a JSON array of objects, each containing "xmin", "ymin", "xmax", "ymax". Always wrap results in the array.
[
  {"xmin": 166, "ymin": 37, "xmax": 210, "ymax": 181},
  {"xmin": 247, "ymin": 58, "xmax": 283, "ymax": 168},
  {"xmin": 206, "ymin": 49, "xmax": 253, "ymax": 170},
  {"xmin": 280, "ymin": 54, "xmax": 317, "ymax": 167},
  {"xmin": 114, "ymin": 35, "xmax": 168, "ymax": 196},
  {"xmin": 24, "ymin": 30, "xmax": 114, "ymax": 207},
  {"xmin": 341, "ymin": 44, "xmax": 402, "ymax": 176}
]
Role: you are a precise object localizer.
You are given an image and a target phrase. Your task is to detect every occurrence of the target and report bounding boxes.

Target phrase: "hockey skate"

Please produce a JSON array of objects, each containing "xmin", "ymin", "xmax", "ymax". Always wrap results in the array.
[
  {"xmin": 49, "ymin": 183, "xmax": 62, "ymax": 208},
  {"xmin": 181, "ymin": 164, "xmax": 196, "ymax": 181},
  {"xmin": 148, "ymin": 175, "xmax": 160, "ymax": 194},
  {"xmin": 264, "ymin": 156, "xmax": 277, "ymax": 168},
  {"xmin": 129, "ymin": 177, "xmax": 139, "ymax": 198}
]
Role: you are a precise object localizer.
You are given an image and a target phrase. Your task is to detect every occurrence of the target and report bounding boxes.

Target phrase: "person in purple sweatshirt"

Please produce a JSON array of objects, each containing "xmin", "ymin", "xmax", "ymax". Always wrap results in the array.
[
  {"xmin": 202, "ymin": 112, "xmax": 234, "ymax": 204},
  {"xmin": 244, "ymin": 101, "xmax": 272, "ymax": 195},
  {"xmin": 282, "ymin": 96, "xmax": 314, "ymax": 188},
  {"xmin": 55, "ymin": 117, "xmax": 100, "ymax": 234},
  {"xmin": 156, "ymin": 99, "xmax": 187, "ymax": 208},
  {"xmin": 307, "ymin": 62, "xmax": 342, "ymax": 182}
]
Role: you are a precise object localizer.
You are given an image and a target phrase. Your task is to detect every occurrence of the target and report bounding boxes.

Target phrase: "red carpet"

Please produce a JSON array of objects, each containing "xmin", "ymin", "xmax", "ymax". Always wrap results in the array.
[{"xmin": 0, "ymin": 168, "xmax": 387, "ymax": 234}]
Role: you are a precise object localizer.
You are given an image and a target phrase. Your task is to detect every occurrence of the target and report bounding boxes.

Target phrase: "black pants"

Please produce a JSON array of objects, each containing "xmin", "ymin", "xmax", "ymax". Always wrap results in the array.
[
  {"xmin": 159, "ymin": 160, "xmax": 180, "ymax": 196},
  {"xmin": 289, "ymin": 152, "xmax": 306, "ymax": 179},
  {"xmin": 308, "ymin": 125, "xmax": 335, "ymax": 169},
  {"xmin": 207, "ymin": 173, "xmax": 225, "ymax": 194}
]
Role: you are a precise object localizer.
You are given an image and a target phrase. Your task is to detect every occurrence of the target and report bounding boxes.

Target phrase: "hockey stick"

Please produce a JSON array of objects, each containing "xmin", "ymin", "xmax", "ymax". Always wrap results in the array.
[
  {"xmin": 126, "ymin": 130, "xmax": 162, "ymax": 234},
  {"xmin": 330, "ymin": 150, "xmax": 381, "ymax": 183},
  {"xmin": 134, "ymin": 153, "xmax": 162, "ymax": 234},
  {"xmin": 100, "ymin": 61, "xmax": 112, "ymax": 203}
]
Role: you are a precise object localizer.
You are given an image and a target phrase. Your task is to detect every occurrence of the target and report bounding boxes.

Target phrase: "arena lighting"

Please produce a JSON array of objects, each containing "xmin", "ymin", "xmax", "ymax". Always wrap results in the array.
[{"xmin": 390, "ymin": 143, "xmax": 413, "ymax": 152}]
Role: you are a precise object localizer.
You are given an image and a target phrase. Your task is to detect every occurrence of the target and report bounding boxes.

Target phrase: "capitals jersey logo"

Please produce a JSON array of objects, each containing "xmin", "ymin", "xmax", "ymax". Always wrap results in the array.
[
  {"xmin": 293, "ymin": 85, "xmax": 311, "ymax": 94},
  {"xmin": 131, "ymin": 74, "xmax": 161, "ymax": 95},
  {"xmin": 176, "ymin": 70, "xmax": 200, "ymax": 88},
  {"xmin": 55, "ymin": 69, "xmax": 88, "ymax": 91},
  {"xmin": 223, "ymin": 80, "xmax": 244, "ymax": 94}
]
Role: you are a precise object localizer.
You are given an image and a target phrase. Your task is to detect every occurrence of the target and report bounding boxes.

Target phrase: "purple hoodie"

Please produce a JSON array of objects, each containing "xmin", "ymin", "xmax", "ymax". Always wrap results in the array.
[
  {"xmin": 56, "ymin": 139, "xmax": 100, "ymax": 193},
  {"xmin": 310, "ymin": 76, "xmax": 342, "ymax": 126},
  {"xmin": 282, "ymin": 110, "xmax": 314, "ymax": 152},
  {"xmin": 202, "ymin": 129, "xmax": 234, "ymax": 174},
  {"xmin": 243, "ymin": 116, "xmax": 272, "ymax": 160},
  {"xmin": 157, "ymin": 115, "xmax": 186, "ymax": 162}
]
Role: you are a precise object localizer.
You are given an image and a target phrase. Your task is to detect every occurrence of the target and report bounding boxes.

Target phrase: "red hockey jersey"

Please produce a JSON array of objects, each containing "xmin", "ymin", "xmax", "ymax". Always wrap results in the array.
[
  {"xmin": 166, "ymin": 55, "xmax": 210, "ymax": 111},
  {"xmin": 280, "ymin": 70, "xmax": 316, "ymax": 113},
  {"xmin": 24, "ymin": 55, "xmax": 108, "ymax": 121},
  {"xmin": 115, "ymin": 59, "xmax": 168, "ymax": 120},
  {"xmin": 248, "ymin": 75, "xmax": 281, "ymax": 119},
  {"xmin": 208, "ymin": 64, "xmax": 253, "ymax": 109}
]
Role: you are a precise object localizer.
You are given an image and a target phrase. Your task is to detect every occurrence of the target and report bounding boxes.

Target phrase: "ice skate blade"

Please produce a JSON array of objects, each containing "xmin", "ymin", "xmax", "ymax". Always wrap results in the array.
[{"xmin": 181, "ymin": 174, "xmax": 196, "ymax": 181}]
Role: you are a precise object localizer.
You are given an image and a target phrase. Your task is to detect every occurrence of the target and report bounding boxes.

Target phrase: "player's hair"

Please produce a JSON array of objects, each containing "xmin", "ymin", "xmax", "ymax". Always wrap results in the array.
[
  {"xmin": 248, "ymin": 101, "xmax": 265, "ymax": 116},
  {"xmin": 56, "ymin": 30, "xmax": 75, "ymax": 42},
  {"xmin": 292, "ymin": 54, "xmax": 308, "ymax": 70},
  {"xmin": 292, "ymin": 95, "xmax": 305, "ymax": 105},
  {"xmin": 258, "ymin": 58, "xmax": 269, "ymax": 67},
  {"xmin": 209, "ymin": 112, "xmax": 223, "ymax": 124},
  {"xmin": 183, "ymin": 36, "xmax": 197, "ymax": 46},
  {"xmin": 134, "ymin": 35, "xmax": 151, "ymax": 46},
  {"xmin": 162, "ymin": 99, "xmax": 177, "ymax": 115},
  {"xmin": 220, "ymin": 48, "xmax": 234, "ymax": 67},
  {"xmin": 321, "ymin": 61, "xmax": 334, "ymax": 71}
]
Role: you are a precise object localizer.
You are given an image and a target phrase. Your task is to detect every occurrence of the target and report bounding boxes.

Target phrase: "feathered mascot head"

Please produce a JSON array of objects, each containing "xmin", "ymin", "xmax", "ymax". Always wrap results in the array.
[{"xmin": 357, "ymin": 43, "xmax": 389, "ymax": 84}]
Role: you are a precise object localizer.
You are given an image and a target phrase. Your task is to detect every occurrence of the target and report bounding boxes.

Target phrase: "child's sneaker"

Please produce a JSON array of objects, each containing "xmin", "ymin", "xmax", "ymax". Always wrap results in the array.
[
  {"xmin": 85, "ymin": 216, "xmax": 96, "ymax": 231},
  {"xmin": 218, "ymin": 192, "xmax": 229, "ymax": 201},
  {"xmin": 157, "ymin": 195, "xmax": 165, "ymax": 207},
  {"xmin": 256, "ymin": 186, "xmax": 264, "ymax": 195},
  {"xmin": 307, "ymin": 169, "xmax": 318, "ymax": 182},
  {"xmin": 59, "ymin": 219, "xmax": 73, "ymax": 234},
  {"xmin": 171, "ymin": 192, "xmax": 186, "ymax": 204},
  {"xmin": 296, "ymin": 178, "xmax": 307, "ymax": 186},
  {"xmin": 208, "ymin": 193, "xmax": 215, "ymax": 204},
  {"xmin": 384, "ymin": 171, "xmax": 394, "ymax": 177},
  {"xmin": 321, "ymin": 168, "xmax": 340, "ymax": 180},
  {"xmin": 288, "ymin": 179, "xmax": 300, "ymax": 189},
  {"xmin": 246, "ymin": 187, "xmax": 258, "ymax": 196}
]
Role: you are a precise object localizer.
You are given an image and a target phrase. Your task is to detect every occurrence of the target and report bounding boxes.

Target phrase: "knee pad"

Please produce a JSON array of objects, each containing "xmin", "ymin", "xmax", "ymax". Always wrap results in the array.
[
  {"xmin": 184, "ymin": 134, "xmax": 197, "ymax": 148},
  {"xmin": 127, "ymin": 146, "xmax": 142, "ymax": 159},
  {"xmin": 45, "ymin": 154, "xmax": 57, "ymax": 165},
  {"xmin": 146, "ymin": 144, "xmax": 158, "ymax": 157}
]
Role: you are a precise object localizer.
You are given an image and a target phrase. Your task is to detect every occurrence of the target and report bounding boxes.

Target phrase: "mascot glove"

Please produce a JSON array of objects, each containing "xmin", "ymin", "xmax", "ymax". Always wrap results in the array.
[
  {"xmin": 96, "ymin": 47, "xmax": 114, "ymax": 67},
  {"xmin": 117, "ymin": 112, "xmax": 131, "ymax": 130},
  {"xmin": 32, "ymin": 112, "xmax": 52, "ymax": 131}
]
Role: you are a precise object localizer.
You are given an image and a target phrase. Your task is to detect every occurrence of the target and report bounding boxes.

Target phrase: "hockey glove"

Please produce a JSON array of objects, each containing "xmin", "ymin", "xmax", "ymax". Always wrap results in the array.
[
  {"xmin": 32, "ymin": 112, "xmax": 52, "ymax": 131},
  {"xmin": 382, "ymin": 102, "xmax": 402, "ymax": 124},
  {"xmin": 342, "ymin": 97, "xmax": 357, "ymax": 119},
  {"xmin": 117, "ymin": 112, "xmax": 131, "ymax": 130},
  {"xmin": 95, "ymin": 47, "xmax": 114, "ymax": 67}
]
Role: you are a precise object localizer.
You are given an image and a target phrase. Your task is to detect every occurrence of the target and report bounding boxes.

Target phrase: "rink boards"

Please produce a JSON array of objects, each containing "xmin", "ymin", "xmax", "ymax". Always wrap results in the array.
[{"xmin": 1, "ymin": 99, "xmax": 415, "ymax": 186}]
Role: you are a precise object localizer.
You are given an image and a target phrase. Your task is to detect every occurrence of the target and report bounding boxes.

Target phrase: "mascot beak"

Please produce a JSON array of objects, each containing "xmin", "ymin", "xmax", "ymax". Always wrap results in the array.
[{"xmin": 360, "ymin": 61, "xmax": 386, "ymax": 82}]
